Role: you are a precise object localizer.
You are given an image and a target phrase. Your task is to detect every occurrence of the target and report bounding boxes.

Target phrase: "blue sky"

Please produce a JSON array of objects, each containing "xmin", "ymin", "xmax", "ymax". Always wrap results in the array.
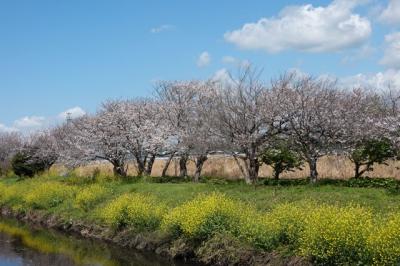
[{"xmin": 1, "ymin": 0, "xmax": 400, "ymax": 132}]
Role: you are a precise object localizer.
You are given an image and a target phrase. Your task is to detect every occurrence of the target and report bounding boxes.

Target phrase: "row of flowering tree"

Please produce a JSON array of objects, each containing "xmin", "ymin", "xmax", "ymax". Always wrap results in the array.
[{"xmin": 1, "ymin": 66, "xmax": 400, "ymax": 184}]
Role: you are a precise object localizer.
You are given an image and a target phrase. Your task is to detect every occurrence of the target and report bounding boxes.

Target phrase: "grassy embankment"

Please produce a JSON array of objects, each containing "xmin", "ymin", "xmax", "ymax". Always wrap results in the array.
[{"xmin": 1, "ymin": 173, "xmax": 400, "ymax": 265}]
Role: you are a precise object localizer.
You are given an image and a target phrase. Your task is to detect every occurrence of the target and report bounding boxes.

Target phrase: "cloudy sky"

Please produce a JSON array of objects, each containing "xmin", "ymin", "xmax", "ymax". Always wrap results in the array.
[{"xmin": 1, "ymin": 0, "xmax": 400, "ymax": 132}]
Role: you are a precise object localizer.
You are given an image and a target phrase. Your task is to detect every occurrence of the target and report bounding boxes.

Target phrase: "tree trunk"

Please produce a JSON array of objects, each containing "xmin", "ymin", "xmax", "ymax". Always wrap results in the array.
[
  {"xmin": 144, "ymin": 154, "xmax": 156, "ymax": 176},
  {"xmin": 247, "ymin": 146, "xmax": 259, "ymax": 184},
  {"xmin": 354, "ymin": 163, "xmax": 361, "ymax": 179},
  {"xmin": 354, "ymin": 162, "xmax": 371, "ymax": 179},
  {"xmin": 233, "ymin": 154, "xmax": 251, "ymax": 184},
  {"xmin": 308, "ymin": 157, "xmax": 318, "ymax": 183},
  {"xmin": 162, "ymin": 152, "xmax": 175, "ymax": 177},
  {"xmin": 113, "ymin": 162, "xmax": 127, "ymax": 177},
  {"xmin": 273, "ymin": 170, "xmax": 280, "ymax": 180},
  {"xmin": 179, "ymin": 153, "xmax": 188, "ymax": 178},
  {"xmin": 137, "ymin": 160, "xmax": 145, "ymax": 176},
  {"xmin": 193, "ymin": 154, "xmax": 208, "ymax": 182},
  {"xmin": 134, "ymin": 154, "xmax": 145, "ymax": 176}
]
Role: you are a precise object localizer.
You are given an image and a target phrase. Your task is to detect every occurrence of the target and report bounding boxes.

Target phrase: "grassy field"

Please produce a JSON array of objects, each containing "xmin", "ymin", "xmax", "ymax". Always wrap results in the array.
[
  {"xmin": 1, "ymin": 175, "xmax": 400, "ymax": 265},
  {"xmin": 2, "ymin": 175, "xmax": 400, "ymax": 213},
  {"xmin": 94, "ymin": 180, "xmax": 400, "ymax": 213}
]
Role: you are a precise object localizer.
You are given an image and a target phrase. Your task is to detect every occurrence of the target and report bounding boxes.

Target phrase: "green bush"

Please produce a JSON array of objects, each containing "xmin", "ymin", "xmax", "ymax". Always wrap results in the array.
[
  {"xmin": 263, "ymin": 178, "xmax": 309, "ymax": 186},
  {"xmin": 11, "ymin": 152, "xmax": 47, "ymax": 178},
  {"xmin": 350, "ymin": 138, "xmax": 395, "ymax": 178},
  {"xmin": 101, "ymin": 193, "xmax": 165, "ymax": 231},
  {"xmin": 347, "ymin": 177, "xmax": 400, "ymax": 190},
  {"xmin": 263, "ymin": 177, "xmax": 400, "ymax": 192},
  {"xmin": 146, "ymin": 175, "xmax": 189, "ymax": 183},
  {"xmin": 259, "ymin": 141, "xmax": 303, "ymax": 180}
]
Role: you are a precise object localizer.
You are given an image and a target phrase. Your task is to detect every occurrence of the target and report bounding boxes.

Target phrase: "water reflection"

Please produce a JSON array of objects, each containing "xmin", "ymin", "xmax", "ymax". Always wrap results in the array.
[{"xmin": 0, "ymin": 218, "xmax": 189, "ymax": 266}]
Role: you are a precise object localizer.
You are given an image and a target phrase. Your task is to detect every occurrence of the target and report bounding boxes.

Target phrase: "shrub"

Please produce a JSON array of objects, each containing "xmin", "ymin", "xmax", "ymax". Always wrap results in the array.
[
  {"xmin": 350, "ymin": 138, "xmax": 395, "ymax": 178},
  {"xmin": 347, "ymin": 177, "xmax": 400, "ymax": 190},
  {"xmin": 11, "ymin": 152, "xmax": 48, "ymax": 178},
  {"xmin": 263, "ymin": 177, "xmax": 400, "ymax": 192},
  {"xmin": 263, "ymin": 178, "xmax": 309, "ymax": 186},
  {"xmin": 24, "ymin": 182, "xmax": 76, "ymax": 209},
  {"xmin": 74, "ymin": 184, "xmax": 110, "ymax": 211},
  {"xmin": 259, "ymin": 141, "xmax": 303, "ymax": 180},
  {"xmin": 162, "ymin": 193, "xmax": 243, "ymax": 240},
  {"xmin": 367, "ymin": 214, "xmax": 400, "ymax": 265},
  {"xmin": 101, "ymin": 193, "xmax": 165, "ymax": 231},
  {"xmin": 298, "ymin": 205, "xmax": 373, "ymax": 264}
]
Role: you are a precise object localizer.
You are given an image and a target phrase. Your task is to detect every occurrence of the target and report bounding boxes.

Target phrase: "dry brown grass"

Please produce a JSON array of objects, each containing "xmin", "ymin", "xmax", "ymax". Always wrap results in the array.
[{"xmin": 54, "ymin": 155, "xmax": 400, "ymax": 180}]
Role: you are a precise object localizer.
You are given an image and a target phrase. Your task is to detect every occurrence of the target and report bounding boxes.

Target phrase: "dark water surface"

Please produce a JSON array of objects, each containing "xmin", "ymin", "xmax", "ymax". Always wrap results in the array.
[{"xmin": 0, "ymin": 218, "xmax": 191, "ymax": 266}]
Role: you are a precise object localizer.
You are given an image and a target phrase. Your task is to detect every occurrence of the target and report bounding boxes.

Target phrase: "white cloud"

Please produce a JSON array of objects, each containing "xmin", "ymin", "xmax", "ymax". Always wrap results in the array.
[
  {"xmin": 58, "ymin": 106, "xmax": 86, "ymax": 120},
  {"xmin": 222, "ymin": 56, "xmax": 237, "ymax": 64},
  {"xmin": 264, "ymin": 67, "xmax": 400, "ymax": 91},
  {"xmin": 211, "ymin": 68, "xmax": 236, "ymax": 86},
  {"xmin": 380, "ymin": 32, "xmax": 400, "ymax": 69},
  {"xmin": 212, "ymin": 68, "xmax": 230, "ymax": 81},
  {"xmin": 221, "ymin": 56, "xmax": 251, "ymax": 68},
  {"xmin": 341, "ymin": 44, "xmax": 375, "ymax": 64},
  {"xmin": 150, "ymin": 24, "xmax": 174, "ymax": 33},
  {"xmin": 224, "ymin": 0, "xmax": 371, "ymax": 53},
  {"xmin": 0, "ymin": 124, "xmax": 18, "ymax": 133},
  {"xmin": 340, "ymin": 69, "xmax": 400, "ymax": 90},
  {"xmin": 13, "ymin": 116, "xmax": 45, "ymax": 129},
  {"xmin": 197, "ymin": 51, "xmax": 211, "ymax": 67},
  {"xmin": 379, "ymin": 0, "xmax": 400, "ymax": 25},
  {"xmin": 0, "ymin": 106, "xmax": 86, "ymax": 134}
]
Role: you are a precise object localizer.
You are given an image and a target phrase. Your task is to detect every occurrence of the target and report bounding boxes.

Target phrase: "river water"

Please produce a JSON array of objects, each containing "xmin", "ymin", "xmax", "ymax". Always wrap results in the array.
[{"xmin": 0, "ymin": 218, "xmax": 192, "ymax": 266}]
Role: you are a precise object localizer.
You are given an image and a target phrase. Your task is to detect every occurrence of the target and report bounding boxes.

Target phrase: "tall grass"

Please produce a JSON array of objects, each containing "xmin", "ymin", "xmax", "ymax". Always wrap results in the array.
[{"xmin": 51, "ymin": 155, "xmax": 400, "ymax": 181}]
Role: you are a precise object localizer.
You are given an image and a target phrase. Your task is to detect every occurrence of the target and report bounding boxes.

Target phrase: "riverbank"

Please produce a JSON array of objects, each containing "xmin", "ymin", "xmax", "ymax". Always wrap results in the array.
[
  {"xmin": 0, "ymin": 216, "xmax": 181, "ymax": 266},
  {"xmin": 1, "ymin": 175, "xmax": 400, "ymax": 265},
  {"xmin": 0, "ymin": 200, "xmax": 304, "ymax": 266}
]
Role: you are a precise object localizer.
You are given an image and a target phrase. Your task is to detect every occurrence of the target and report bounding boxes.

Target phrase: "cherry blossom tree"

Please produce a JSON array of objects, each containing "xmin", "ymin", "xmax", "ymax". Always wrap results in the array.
[
  {"xmin": 338, "ymin": 88, "xmax": 393, "ymax": 178},
  {"xmin": 210, "ymin": 66, "xmax": 288, "ymax": 184},
  {"xmin": 155, "ymin": 80, "xmax": 204, "ymax": 178},
  {"xmin": 187, "ymin": 82, "xmax": 225, "ymax": 182},
  {"xmin": 379, "ymin": 86, "xmax": 400, "ymax": 150},
  {"xmin": 23, "ymin": 129, "xmax": 60, "ymax": 171},
  {"xmin": 109, "ymin": 98, "xmax": 172, "ymax": 176},
  {"xmin": 0, "ymin": 132, "xmax": 22, "ymax": 175},
  {"xmin": 283, "ymin": 74, "xmax": 347, "ymax": 183},
  {"xmin": 59, "ymin": 113, "xmax": 131, "ymax": 177}
]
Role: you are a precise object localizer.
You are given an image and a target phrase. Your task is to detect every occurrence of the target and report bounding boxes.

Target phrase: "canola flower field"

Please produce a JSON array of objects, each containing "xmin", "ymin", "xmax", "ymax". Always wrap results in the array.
[{"xmin": 0, "ymin": 174, "xmax": 400, "ymax": 265}]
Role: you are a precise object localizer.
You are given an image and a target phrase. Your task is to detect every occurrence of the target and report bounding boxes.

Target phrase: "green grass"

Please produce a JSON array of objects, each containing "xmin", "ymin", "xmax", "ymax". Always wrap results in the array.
[
  {"xmin": 105, "ymin": 181, "xmax": 400, "ymax": 213},
  {"xmin": 1, "ymin": 176, "xmax": 400, "ymax": 215}
]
